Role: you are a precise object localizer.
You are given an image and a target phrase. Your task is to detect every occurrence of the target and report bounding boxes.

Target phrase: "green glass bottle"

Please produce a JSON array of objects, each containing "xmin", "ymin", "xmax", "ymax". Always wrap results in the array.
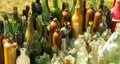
[
  {"xmin": 70, "ymin": 0, "xmax": 77, "ymax": 15},
  {"xmin": 51, "ymin": 0, "xmax": 61, "ymax": 22},
  {"xmin": 41, "ymin": 0, "xmax": 50, "ymax": 23}
]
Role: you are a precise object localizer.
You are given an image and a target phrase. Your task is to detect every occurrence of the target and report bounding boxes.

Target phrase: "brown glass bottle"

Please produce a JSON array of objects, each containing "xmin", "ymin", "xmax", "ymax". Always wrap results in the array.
[
  {"xmin": 3, "ymin": 38, "xmax": 18, "ymax": 64},
  {"xmin": 85, "ymin": 5, "xmax": 95, "ymax": 30},
  {"xmin": 0, "ymin": 32, "xmax": 4, "ymax": 64},
  {"xmin": 52, "ymin": 28, "xmax": 62, "ymax": 50},
  {"xmin": 49, "ymin": 18, "xmax": 59, "ymax": 43},
  {"xmin": 61, "ymin": 9, "xmax": 71, "ymax": 27},
  {"xmin": 92, "ymin": 9, "xmax": 103, "ymax": 32},
  {"xmin": 71, "ymin": 0, "xmax": 83, "ymax": 38}
]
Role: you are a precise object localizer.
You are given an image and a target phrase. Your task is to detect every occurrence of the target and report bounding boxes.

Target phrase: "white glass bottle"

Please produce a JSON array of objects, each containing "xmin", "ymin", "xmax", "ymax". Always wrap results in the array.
[{"xmin": 16, "ymin": 48, "xmax": 30, "ymax": 64}]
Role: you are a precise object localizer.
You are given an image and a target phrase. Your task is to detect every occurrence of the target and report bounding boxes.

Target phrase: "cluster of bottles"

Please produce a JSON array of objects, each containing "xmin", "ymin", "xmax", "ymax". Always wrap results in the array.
[{"xmin": 0, "ymin": 0, "xmax": 120, "ymax": 64}]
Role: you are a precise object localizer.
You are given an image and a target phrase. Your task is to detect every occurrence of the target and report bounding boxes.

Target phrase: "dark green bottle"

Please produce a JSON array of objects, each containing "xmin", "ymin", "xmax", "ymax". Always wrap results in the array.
[
  {"xmin": 51, "ymin": 0, "xmax": 61, "ymax": 22},
  {"xmin": 41, "ymin": 0, "xmax": 50, "ymax": 23},
  {"xmin": 70, "ymin": 0, "xmax": 77, "ymax": 15}
]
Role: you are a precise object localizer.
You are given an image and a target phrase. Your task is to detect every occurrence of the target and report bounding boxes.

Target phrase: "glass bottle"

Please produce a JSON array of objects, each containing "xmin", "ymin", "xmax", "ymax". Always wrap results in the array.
[
  {"xmin": 36, "ymin": 15, "xmax": 42, "ymax": 35},
  {"xmin": 70, "ymin": 0, "xmax": 77, "ymax": 15},
  {"xmin": 71, "ymin": 0, "xmax": 83, "ymax": 38},
  {"xmin": 0, "ymin": 32, "xmax": 4, "ymax": 64},
  {"xmin": 99, "ymin": 23, "xmax": 120, "ymax": 64},
  {"xmin": 40, "ymin": 23, "xmax": 52, "ymax": 57},
  {"xmin": 25, "ymin": 17, "xmax": 34, "ymax": 50},
  {"xmin": 102, "ymin": 29, "xmax": 112, "ymax": 41},
  {"xmin": 49, "ymin": 18, "xmax": 59, "ymax": 43},
  {"xmin": 92, "ymin": 8, "xmax": 103, "ymax": 33},
  {"xmin": 85, "ymin": 5, "xmax": 95, "ymax": 30},
  {"xmin": 97, "ymin": 15, "xmax": 108, "ymax": 34},
  {"xmin": 41, "ymin": 0, "xmax": 50, "ymax": 23},
  {"xmin": 35, "ymin": 0, "xmax": 42, "ymax": 15},
  {"xmin": 0, "ymin": 21, "xmax": 3, "ymax": 33},
  {"xmin": 3, "ymin": 38, "xmax": 18, "ymax": 64},
  {"xmin": 61, "ymin": 9, "xmax": 71, "ymax": 27},
  {"xmin": 16, "ymin": 48, "xmax": 30, "ymax": 64},
  {"xmin": 52, "ymin": 28, "xmax": 62, "ymax": 50},
  {"xmin": 51, "ymin": 0, "xmax": 61, "ymax": 22}
]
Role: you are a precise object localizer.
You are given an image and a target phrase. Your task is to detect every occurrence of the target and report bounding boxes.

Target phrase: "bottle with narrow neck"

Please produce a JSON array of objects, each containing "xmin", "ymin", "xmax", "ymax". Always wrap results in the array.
[
  {"xmin": 92, "ymin": 8, "xmax": 103, "ymax": 33},
  {"xmin": 25, "ymin": 17, "xmax": 34, "ymax": 50},
  {"xmin": 52, "ymin": 0, "xmax": 61, "ymax": 22},
  {"xmin": 70, "ymin": 0, "xmax": 77, "ymax": 15},
  {"xmin": 97, "ymin": 15, "xmax": 108, "ymax": 34},
  {"xmin": 16, "ymin": 48, "xmax": 30, "ymax": 64},
  {"xmin": 71, "ymin": 0, "xmax": 83, "ymax": 38},
  {"xmin": 85, "ymin": 5, "xmax": 95, "ymax": 30},
  {"xmin": 41, "ymin": 0, "xmax": 50, "ymax": 23}
]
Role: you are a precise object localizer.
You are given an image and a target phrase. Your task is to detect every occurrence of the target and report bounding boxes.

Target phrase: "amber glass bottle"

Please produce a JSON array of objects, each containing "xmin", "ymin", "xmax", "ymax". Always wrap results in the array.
[
  {"xmin": 92, "ymin": 9, "xmax": 103, "ymax": 32},
  {"xmin": 61, "ymin": 9, "xmax": 71, "ymax": 27},
  {"xmin": 85, "ymin": 5, "xmax": 95, "ymax": 30},
  {"xmin": 3, "ymin": 38, "xmax": 18, "ymax": 64},
  {"xmin": 52, "ymin": 28, "xmax": 62, "ymax": 50},
  {"xmin": 71, "ymin": 0, "xmax": 83, "ymax": 38},
  {"xmin": 49, "ymin": 18, "xmax": 59, "ymax": 43}
]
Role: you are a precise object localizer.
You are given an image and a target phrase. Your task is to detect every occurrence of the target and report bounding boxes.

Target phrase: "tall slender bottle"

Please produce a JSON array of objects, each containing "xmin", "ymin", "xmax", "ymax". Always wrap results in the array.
[
  {"xmin": 85, "ymin": 5, "xmax": 95, "ymax": 30},
  {"xmin": 41, "ymin": 0, "xmax": 50, "ymax": 23},
  {"xmin": 61, "ymin": 9, "xmax": 71, "ymax": 27},
  {"xmin": 49, "ymin": 18, "xmax": 59, "ymax": 43},
  {"xmin": 70, "ymin": 0, "xmax": 77, "ymax": 15},
  {"xmin": 71, "ymin": 0, "xmax": 83, "ymax": 38},
  {"xmin": 25, "ymin": 16, "xmax": 34, "ymax": 50},
  {"xmin": 51, "ymin": 0, "xmax": 61, "ymax": 22},
  {"xmin": 0, "ymin": 32, "xmax": 4, "ymax": 64},
  {"xmin": 3, "ymin": 38, "xmax": 18, "ymax": 64},
  {"xmin": 92, "ymin": 8, "xmax": 103, "ymax": 32}
]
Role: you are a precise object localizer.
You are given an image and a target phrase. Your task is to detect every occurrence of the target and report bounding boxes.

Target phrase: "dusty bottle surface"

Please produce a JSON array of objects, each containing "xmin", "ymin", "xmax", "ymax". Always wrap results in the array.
[{"xmin": 71, "ymin": 0, "xmax": 83, "ymax": 38}]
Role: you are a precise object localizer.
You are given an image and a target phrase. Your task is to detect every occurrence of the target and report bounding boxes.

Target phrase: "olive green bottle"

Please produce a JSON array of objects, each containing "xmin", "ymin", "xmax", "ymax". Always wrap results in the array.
[
  {"xmin": 41, "ymin": 0, "xmax": 50, "ymax": 23},
  {"xmin": 51, "ymin": 0, "xmax": 61, "ymax": 22},
  {"xmin": 70, "ymin": 0, "xmax": 77, "ymax": 15}
]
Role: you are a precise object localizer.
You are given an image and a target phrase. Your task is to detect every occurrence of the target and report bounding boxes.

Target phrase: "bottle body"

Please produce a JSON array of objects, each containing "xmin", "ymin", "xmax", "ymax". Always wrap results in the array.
[
  {"xmin": 3, "ymin": 39, "xmax": 18, "ymax": 64},
  {"xmin": 0, "ymin": 32, "xmax": 4, "ymax": 64}
]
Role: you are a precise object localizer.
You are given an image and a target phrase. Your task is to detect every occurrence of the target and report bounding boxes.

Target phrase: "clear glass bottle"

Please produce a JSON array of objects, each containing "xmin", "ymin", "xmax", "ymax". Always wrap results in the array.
[
  {"xmin": 97, "ymin": 15, "xmax": 108, "ymax": 34},
  {"xmin": 71, "ymin": 0, "xmax": 83, "ymax": 38},
  {"xmin": 16, "ymin": 48, "xmax": 30, "ymax": 64}
]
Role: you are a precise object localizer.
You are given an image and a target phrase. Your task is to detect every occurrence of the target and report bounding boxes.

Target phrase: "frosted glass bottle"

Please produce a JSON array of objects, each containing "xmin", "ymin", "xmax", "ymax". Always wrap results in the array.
[{"xmin": 16, "ymin": 48, "xmax": 30, "ymax": 64}]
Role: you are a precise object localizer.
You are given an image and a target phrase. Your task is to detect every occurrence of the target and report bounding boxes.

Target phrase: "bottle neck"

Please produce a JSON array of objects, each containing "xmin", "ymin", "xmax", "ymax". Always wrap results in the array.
[
  {"xmin": 53, "ymin": 0, "xmax": 58, "ymax": 8},
  {"xmin": 42, "ymin": 25, "xmax": 48, "ymax": 37},
  {"xmin": 74, "ymin": 0, "xmax": 81, "ymax": 15},
  {"xmin": 20, "ymin": 48, "xmax": 26, "ymax": 55}
]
